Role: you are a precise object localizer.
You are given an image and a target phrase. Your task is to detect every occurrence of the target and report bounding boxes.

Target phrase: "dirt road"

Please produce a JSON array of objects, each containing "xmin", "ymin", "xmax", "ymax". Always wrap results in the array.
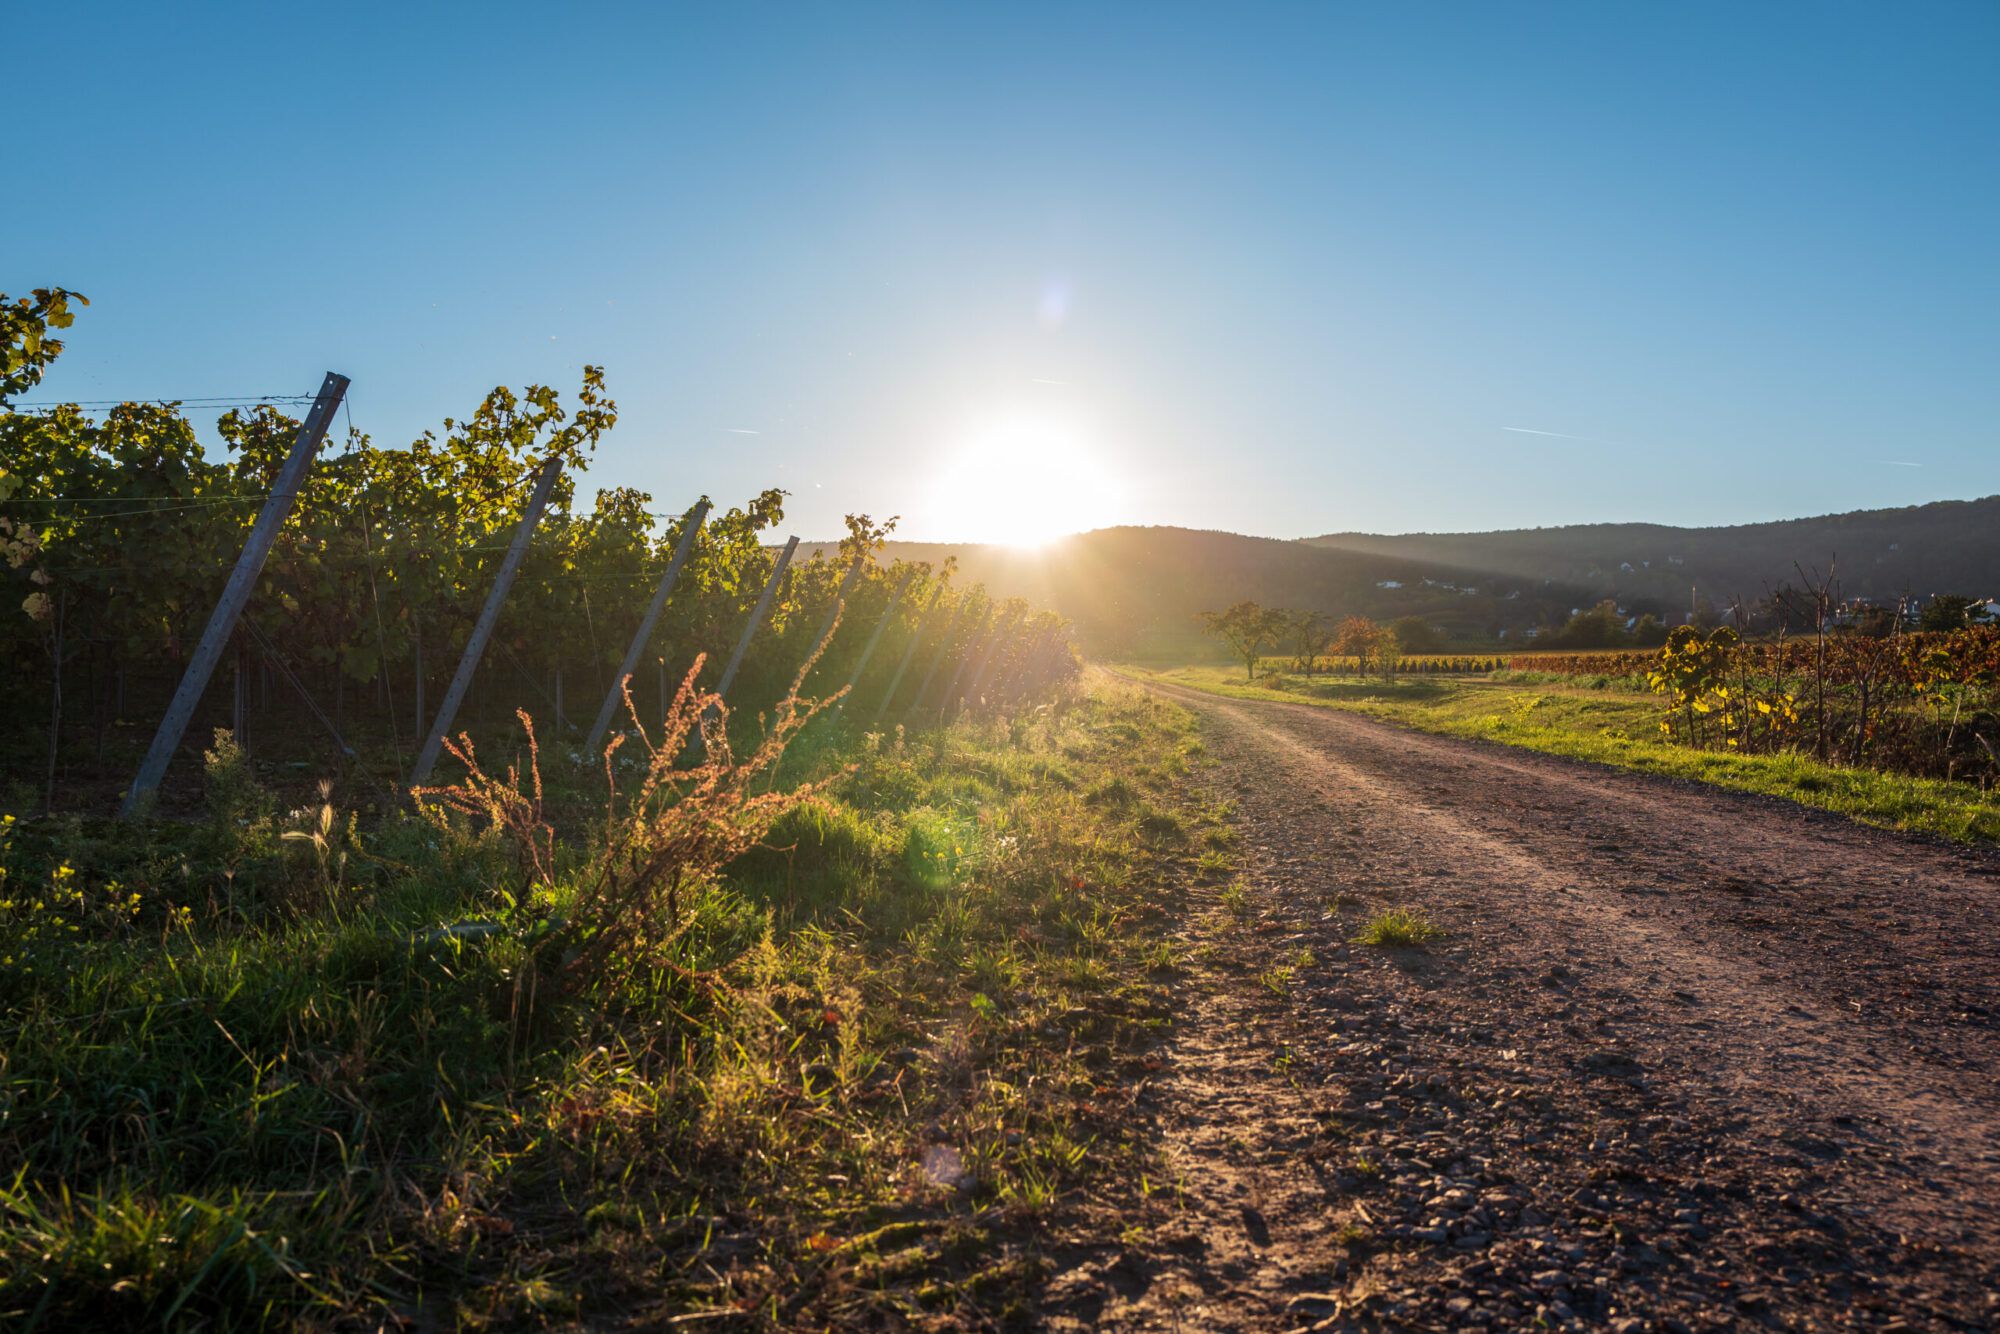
[{"xmin": 1063, "ymin": 681, "xmax": 2000, "ymax": 1331}]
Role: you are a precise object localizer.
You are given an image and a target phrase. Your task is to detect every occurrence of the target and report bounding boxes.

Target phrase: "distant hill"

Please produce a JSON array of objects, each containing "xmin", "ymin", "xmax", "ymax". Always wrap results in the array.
[
  {"xmin": 797, "ymin": 497, "xmax": 2000, "ymax": 660},
  {"xmin": 802, "ymin": 527, "xmax": 1590, "ymax": 659},
  {"xmin": 1306, "ymin": 496, "xmax": 2000, "ymax": 615}
]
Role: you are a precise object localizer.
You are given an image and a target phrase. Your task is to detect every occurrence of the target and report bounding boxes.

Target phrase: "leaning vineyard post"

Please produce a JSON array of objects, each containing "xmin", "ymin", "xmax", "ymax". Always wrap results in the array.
[
  {"xmin": 907, "ymin": 601, "xmax": 973, "ymax": 716},
  {"xmin": 834, "ymin": 566, "xmax": 912, "ymax": 714},
  {"xmin": 120, "ymin": 371, "xmax": 349, "ymax": 817},
  {"xmin": 934, "ymin": 605, "xmax": 995, "ymax": 718},
  {"xmin": 996, "ymin": 623, "xmax": 1053, "ymax": 704},
  {"xmin": 957, "ymin": 606, "xmax": 1019, "ymax": 718},
  {"xmin": 989, "ymin": 617, "xmax": 1045, "ymax": 705},
  {"xmin": 584, "ymin": 497, "xmax": 711, "ymax": 757},
  {"xmin": 869, "ymin": 580, "xmax": 946, "ymax": 724},
  {"xmin": 407, "ymin": 454, "xmax": 565, "ymax": 788},
  {"xmin": 712, "ymin": 535, "xmax": 801, "ymax": 703},
  {"xmin": 805, "ymin": 551, "xmax": 868, "ymax": 664}
]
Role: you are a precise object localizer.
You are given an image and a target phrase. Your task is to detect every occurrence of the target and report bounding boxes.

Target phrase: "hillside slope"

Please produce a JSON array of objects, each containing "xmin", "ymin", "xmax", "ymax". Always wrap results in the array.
[
  {"xmin": 805, "ymin": 528, "xmax": 1587, "ymax": 658},
  {"xmin": 799, "ymin": 498, "xmax": 1998, "ymax": 658},
  {"xmin": 1306, "ymin": 495, "xmax": 2000, "ymax": 610}
]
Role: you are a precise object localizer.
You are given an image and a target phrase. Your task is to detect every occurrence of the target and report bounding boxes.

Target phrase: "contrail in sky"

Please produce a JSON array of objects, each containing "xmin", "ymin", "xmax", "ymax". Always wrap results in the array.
[
  {"xmin": 1878, "ymin": 460, "xmax": 1922, "ymax": 468},
  {"xmin": 1501, "ymin": 426, "xmax": 1584, "ymax": 439},
  {"xmin": 727, "ymin": 428, "xmax": 760, "ymax": 435}
]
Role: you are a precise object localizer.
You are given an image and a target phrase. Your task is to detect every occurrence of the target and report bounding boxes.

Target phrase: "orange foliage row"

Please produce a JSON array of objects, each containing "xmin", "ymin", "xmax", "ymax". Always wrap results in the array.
[{"xmin": 1510, "ymin": 625, "xmax": 2000, "ymax": 689}]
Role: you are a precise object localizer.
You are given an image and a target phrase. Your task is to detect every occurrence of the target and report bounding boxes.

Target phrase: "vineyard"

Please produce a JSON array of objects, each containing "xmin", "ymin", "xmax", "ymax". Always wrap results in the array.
[
  {"xmin": 1316, "ymin": 653, "xmax": 1506, "ymax": 675},
  {"xmin": 0, "ymin": 292, "xmax": 1158, "ymax": 1327},
  {"xmin": 1507, "ymin": 629, "xmax": 2000, "ymax": 688},
  {"xmin": 1196, "ymin": 597, "xmax": 2000, "ymax": 793},
  {"xmin": 1197, "ymin": 591, "xmax": 2000, "ymax": 793},
  {"xmin": 1, "ymin": 299, "xmax": 1071, "ymax": 818},
  {"xmin": 15, "ymin": 12, "xmax": 2000, "ymax": 1327},
  {"xmin": 1503, "ymin": 626, "xmax": 2000, "ymax": 783},
  {"xmin": 1292, "ymin": 629, "xmax": 2000, "ymax": 787}
]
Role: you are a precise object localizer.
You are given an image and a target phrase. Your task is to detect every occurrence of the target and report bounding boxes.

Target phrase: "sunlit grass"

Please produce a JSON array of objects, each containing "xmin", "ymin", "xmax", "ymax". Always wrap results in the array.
[
  {"xmin": 1131, "ymin": 664, "xmax": 2000, "ymax": 843},
  {"xmin": 0, "ymin": 680, "xmax": 1201, "ymax": 1326}
]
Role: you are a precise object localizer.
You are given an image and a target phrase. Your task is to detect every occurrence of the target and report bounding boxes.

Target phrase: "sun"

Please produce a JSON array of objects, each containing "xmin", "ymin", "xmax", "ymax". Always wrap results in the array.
[{"xmin": 928, "ymin": 414, "xmax": 1127, "ymax": 547}]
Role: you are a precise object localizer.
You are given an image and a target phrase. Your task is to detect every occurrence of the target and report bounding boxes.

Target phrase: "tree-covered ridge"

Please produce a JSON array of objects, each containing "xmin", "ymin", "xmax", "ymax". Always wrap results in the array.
[
  {"xmin": 1306, "ymin": 497, "xmax": 2000, "ymax": 608},
  {"xmin": 866, "ymin": 491, "xmax": 1999, "ymax": 660},
  {"xmin": 869, "ymin": 528, "xmax": 1593, "ymax": 658}
]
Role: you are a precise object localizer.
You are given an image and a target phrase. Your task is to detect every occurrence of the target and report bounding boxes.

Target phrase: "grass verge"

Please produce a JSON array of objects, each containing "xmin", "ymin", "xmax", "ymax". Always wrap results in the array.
[
  {"xmin": 1126, "ymin": 664, "xmax": 2000, "ymax": 844},
  {"xmin": 0, "ymin": 676, "xmax": 1203, "ymax": 1328}
]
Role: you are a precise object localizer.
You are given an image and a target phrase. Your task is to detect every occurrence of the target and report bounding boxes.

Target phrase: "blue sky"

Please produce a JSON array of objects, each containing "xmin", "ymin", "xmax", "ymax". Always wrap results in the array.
[{"xmin": 11, "ymin": 2, "xmax": 1997, "ymax": 541}]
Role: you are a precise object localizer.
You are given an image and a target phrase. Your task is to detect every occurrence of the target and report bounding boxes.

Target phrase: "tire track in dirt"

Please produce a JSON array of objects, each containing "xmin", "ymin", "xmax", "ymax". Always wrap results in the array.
[
  {"xmin": 1236, "ymin": 705, "xmax": 2000, "ymax": 1222},
  {"xmin": 1065, "ymin": 681, "xmax": 2000, "ymax": 1331}
]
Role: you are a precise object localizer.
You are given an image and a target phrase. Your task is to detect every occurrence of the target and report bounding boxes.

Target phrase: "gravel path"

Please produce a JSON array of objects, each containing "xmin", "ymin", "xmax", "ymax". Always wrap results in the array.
[{"xmin": 1075, "ymin": 681, "xmax": 2000, "ymax": 1331}]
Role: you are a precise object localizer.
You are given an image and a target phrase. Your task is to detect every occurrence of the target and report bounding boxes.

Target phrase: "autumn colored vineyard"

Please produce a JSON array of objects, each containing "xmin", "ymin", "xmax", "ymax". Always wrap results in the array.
[
  {"xmin": 1507, "ymin": 628, "xmax": 2000, "ymax": 687},
  {"xmin": 1520, "ymin": 626, "xmax": 2000, "ymax": 783},
  {"xmin": 1203, "ymin": 591, "xmax": 1998, "ymax": 787},
  {"xmin": 1310, "ymin": 653, "xmax": 1506, "ymax": 674}
]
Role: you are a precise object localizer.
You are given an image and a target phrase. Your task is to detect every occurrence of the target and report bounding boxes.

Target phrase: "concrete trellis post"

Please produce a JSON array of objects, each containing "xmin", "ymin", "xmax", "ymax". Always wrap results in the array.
[
  {"xmin": 834, "ymin": 567, "xmax": 911, "ymax": 714},
  {"xmin": 934, "ymin": 606, "xmax": 995, "ymax": 718},
  {"xmin": 712, "ymin": 535, "xmax": 800, "ymax": 703},
  {"xmin": 804, "ymin": 552, "xmax": 867, "ymax": 667},
  {"xmin": 1023, "ymin": 630, "xmax": 1067, "ymax": 697},
  {"xmin": 870, "ymin": 581, "xmax": 947, "ymax": 724},
  {"xmin": 1023, "ymin": 627, "xmax": 1060, "ymax": 700},
  {"xmin": 994, "ymin": 624, "xmax": 1051, "ymax": 704},
  {"xmin": 121, "ymin": 371, "xmax": 349, "ymax": 817},
  {"xmin": 413, "ymin": 618, "xmax": 425, "ymax": 743},
  {"xmin": 955, "ymin": 608, "xmax": 1019, "ymax": 719},
  {"xmin": 408, "ymin": 454, "xmax": 564, "ymax": 788},
  {"xmin": 584, "ymin": 498, "xmax": 710, "ymax": 757},
  {"xmin": 905, "ymin": 602, "xmax": 972, "ymax": 718}
]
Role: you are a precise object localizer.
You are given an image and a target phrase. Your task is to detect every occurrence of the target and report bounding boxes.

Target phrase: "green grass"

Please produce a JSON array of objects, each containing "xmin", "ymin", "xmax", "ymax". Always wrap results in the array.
[
  {"xmin": 1128, "ymin": 664, "xmax": 2000, "ymax": 844},
  {"xmin": 1352, "ymin": 907, "xmax": 1445, "ymax": 947},
  {"xmin": 0, "ymin": 679, "xmax": 1204, "ymax": 1328}
]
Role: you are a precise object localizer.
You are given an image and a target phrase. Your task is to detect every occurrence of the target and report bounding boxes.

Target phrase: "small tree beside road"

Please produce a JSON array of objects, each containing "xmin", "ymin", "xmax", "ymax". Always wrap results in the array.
[
  {"xmin": 1199, "ymin": 600, "xmax": 1286, "ymax": 680},
  {"xmin": 1283, "ymin": 609, "xmax": 1336, "ymax": 675},
  {"xmin": 1334, "ymin": 615, "xmax": 1399, "ymax": 676}
]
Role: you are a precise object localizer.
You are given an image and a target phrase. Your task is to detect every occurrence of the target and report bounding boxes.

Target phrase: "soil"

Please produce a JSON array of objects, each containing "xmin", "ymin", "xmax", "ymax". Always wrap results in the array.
[{"xmin": 1044, "ymin": 682, "xmax": 2000, "ymax": 1331}]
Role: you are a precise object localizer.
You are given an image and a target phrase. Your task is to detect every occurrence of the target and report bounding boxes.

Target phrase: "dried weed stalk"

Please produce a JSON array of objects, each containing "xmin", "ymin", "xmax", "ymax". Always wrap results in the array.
[{"xmin": 414, "ymin": 648, "xmax": 847, "ymax": 995}]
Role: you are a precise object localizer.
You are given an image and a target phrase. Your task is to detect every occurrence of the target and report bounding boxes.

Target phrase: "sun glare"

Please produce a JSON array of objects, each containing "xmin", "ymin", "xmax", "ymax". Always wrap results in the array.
[{"xmin": 929, "ymin": 415, "xmax": 1126, "ymax": 547}]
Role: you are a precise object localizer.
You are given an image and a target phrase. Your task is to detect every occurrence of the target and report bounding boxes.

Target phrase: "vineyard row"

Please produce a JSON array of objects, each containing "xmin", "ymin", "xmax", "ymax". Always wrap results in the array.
[{"xmin": 1, "ymin": 369, "xmax": 1076, "ymax": 815}]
